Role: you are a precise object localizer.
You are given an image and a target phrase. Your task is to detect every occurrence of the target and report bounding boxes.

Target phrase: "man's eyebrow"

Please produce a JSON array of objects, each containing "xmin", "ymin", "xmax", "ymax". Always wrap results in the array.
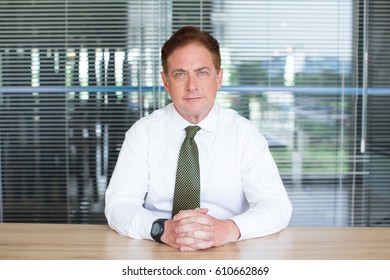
[
  {"xmin": 171, "ymin": 68, "xmax": 186, "ymax": 73},
  {"xmin": 194, "ymin": 67, "xmax": 211, "ymax": 72},
  {"xmin": 171, "ymin": 66, "xmax": 212, "ymax": 73}
]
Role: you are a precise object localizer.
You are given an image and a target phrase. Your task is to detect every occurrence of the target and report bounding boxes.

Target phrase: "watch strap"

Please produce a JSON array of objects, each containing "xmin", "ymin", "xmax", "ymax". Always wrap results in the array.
[{"xmin": 151, "ymin": 218, "xmax": 168, "ymax": 244}]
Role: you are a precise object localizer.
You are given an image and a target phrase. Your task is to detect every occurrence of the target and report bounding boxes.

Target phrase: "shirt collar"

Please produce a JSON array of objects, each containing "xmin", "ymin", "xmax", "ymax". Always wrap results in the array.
[{"xmin": 169, "ymin": 102, "xmax": 219, "ymax": 134}]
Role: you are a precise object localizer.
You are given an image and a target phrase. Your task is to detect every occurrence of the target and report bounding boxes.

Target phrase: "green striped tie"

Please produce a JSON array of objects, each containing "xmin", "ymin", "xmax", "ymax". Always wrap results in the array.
[{"xmin": 172, "ymin": 126, "xmax": 201, "ymax": 218}]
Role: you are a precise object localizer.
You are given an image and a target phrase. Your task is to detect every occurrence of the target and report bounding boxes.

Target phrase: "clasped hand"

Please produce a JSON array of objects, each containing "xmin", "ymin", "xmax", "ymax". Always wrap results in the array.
[{"xmin": 161, "ymin": 208, "xmax": 240, "ymax": 251}]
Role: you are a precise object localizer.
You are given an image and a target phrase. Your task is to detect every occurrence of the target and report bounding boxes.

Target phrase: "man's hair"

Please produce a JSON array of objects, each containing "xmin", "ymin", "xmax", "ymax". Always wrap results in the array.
[{"xmin": 161, "ymin": 26, "xmax": 221, "ymax": 74}]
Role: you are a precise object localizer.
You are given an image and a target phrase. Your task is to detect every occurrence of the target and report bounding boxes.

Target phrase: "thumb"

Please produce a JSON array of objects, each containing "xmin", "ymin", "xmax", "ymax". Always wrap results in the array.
[
  {"xmin": 173, "ymin": 208, "xmax": 209, "ymax": 221},
  {"xmin": 194, "ymin": 208, "xmax": 209, "ymax": 214}
]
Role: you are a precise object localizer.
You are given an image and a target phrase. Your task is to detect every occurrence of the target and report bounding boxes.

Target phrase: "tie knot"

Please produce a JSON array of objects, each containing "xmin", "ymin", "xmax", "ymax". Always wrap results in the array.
[{"xmin": 185, "ymin": 125, "xmax": 201, "ymax": 139}]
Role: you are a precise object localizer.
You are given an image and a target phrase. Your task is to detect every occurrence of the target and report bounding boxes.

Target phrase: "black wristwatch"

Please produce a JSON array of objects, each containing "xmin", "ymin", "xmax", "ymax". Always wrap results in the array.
[{"xmin": 150, "ymin": 218, "xmax": 168, "ymax": 244}]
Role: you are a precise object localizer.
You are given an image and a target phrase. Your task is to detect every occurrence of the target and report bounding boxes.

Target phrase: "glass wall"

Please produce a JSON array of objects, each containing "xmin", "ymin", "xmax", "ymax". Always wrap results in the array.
[{"xmin": 0, "ymin": 0, "xmax": 388, "ymax": 226}]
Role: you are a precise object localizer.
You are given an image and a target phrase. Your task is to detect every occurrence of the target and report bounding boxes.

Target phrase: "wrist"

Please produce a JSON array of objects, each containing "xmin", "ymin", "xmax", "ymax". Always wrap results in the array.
[
  {"xmin": 160, "ymin": 219, "xmax": 174, "ymax": 245},
  {"xmin": 150, "ymin": 218, "xmax": 168, "ymax": 243},
  {"xmin": 226, "ymin": 219, "xmax": 240, "ymax": 242}
]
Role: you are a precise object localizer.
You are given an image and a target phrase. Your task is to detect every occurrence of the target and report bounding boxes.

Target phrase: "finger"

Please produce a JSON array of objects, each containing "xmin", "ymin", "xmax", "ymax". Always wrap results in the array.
[
  {"xmin": 176, "ymin": 212, "xmax": 214, "ymax": 229},
  {"xmin": 175, "ymin": 221, "xmax": 211, "ymax": 234},
  {"xmin": 176, "ymin": 230, "xmax": 213, "ymax": 246},
  {"xmin": 179, "ymin": 240, "xmax": 215, "ymax": 252},
  {"xmin": 194, "ymin": 208, "xmax": 209, "ymax": 214},
  {"xmin": 175, "ymin": 235, "xmax": 200, "ymax": 247},
  {"xmin": 178, "ymin": 246, "xmax": 196, "ymax": 252},
  {"xmin": 173, "ymin": 208, "xmax": 209, "ymax": 221},
  {"xmin": 177, "ymin": 228, "xmax": 213, "ymax": 240}
]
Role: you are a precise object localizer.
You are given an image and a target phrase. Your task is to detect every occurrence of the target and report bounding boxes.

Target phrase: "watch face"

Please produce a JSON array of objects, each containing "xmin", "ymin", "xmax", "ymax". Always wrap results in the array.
[{"xmin": 151, "ymin": 222, "xmax": 160, "ymax": 236}]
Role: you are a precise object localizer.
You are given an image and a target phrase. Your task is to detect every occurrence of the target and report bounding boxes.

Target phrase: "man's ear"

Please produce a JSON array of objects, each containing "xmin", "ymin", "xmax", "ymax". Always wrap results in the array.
[
  {"xmin": 160, "ymin": 71, "xmax": 170, "ymax": 94},
  {"xmin": 216, "ymin": 68, "xmax": 224, "ymax": 90}
]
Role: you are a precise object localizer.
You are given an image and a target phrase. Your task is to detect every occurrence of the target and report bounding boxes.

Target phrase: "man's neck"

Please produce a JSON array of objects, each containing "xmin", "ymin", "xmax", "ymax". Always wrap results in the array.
[{"xmin": 174, "ymin": 104, "xmax": 214, "ymax": 124}]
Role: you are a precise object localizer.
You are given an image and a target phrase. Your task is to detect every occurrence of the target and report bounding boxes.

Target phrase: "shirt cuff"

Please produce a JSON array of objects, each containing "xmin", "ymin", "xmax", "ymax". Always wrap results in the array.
[
  {"xmin": 132, "ymin": 210, "xmax": 161, "ymax": 240},
  {"xmin": 230, "ymin": 212, "xmax": 279, "ymax": 241}
]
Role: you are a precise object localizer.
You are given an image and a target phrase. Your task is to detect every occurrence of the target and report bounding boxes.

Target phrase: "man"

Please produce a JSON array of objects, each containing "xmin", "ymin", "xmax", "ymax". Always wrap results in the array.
[{"xmin": 105, "ymin": 26, "xmax": 292, "ymax": 251}]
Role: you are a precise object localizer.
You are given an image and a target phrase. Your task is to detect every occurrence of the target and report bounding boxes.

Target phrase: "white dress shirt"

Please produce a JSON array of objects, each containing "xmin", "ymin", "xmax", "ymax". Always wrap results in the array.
[{"xmin": 105, "ymin": 102, "xmax": 292, "ymax": 241}]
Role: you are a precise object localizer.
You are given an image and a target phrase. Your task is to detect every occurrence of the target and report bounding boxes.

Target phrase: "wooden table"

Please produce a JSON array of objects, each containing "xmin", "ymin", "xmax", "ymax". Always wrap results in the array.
[{"xmin": 0, "ymin": 223, "xmax": 389, "ymax": 260}]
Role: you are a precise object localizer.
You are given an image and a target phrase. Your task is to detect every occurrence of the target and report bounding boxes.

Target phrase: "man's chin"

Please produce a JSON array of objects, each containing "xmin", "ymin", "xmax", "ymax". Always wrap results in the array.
[{"xmin": 176, "ymin": 106, "xmax": 213, "ymax": 123}]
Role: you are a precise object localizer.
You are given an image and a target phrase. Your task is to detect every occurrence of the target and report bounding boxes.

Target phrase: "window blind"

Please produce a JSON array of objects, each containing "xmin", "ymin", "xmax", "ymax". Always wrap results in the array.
[
  {"xmin": 364, "ymin": 0, "xmax": 390, "ymax": 226},
  {"xmin": 206, "ymin": 0, "xmax": 357, "ymax": 226},
  {"xmin": 0, "ymin": 0, "xmax": 169, "ymax": 223},
  {"xmin": 0, "ymin": 0, "xmax": 389, "ymax": 227}
]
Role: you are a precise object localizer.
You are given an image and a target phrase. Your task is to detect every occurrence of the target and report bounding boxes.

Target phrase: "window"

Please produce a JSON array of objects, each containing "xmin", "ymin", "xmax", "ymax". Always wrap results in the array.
[{"xmin": 0, "ymin": 0, "xmax": 388, "ymax": 226}]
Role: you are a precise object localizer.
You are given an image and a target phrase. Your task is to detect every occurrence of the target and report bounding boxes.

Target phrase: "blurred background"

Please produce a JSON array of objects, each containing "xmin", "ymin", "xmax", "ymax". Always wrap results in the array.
[{"xmin": 0, "ymin": 0, "xmax": 389, "ymax": 227}]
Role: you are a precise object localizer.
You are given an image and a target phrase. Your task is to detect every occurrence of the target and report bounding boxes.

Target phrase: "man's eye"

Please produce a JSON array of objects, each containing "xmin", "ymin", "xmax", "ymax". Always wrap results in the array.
[
  {"xmin": 198, "ymin": 70, "xmax": 210, "ymax": 78},
  {"xmin": 173, "ymin": 72, "xmax": 186, "ymax": 79}
]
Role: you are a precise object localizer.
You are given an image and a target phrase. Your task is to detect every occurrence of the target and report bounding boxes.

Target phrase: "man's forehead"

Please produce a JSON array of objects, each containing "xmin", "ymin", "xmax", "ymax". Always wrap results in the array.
[{"xmin": 168, "ymin": 44, "xmax": 212, "ymax": 60}]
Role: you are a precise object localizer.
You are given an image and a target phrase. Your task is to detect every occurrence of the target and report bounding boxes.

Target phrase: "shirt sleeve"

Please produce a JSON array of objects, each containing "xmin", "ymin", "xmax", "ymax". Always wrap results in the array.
[
  {"xmin": 230, "ymin": 123, "xmax": 292, "ymax": 241},
  {"xmin": 104, "ymin": 121, "xmax": 159, "ymax": 240}
]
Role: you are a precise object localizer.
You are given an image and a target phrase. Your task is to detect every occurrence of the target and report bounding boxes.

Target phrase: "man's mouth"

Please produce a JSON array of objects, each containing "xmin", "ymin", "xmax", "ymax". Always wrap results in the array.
[{"xmin": 184, "ymin": 96, "xmax": 203, "ymax": 102}]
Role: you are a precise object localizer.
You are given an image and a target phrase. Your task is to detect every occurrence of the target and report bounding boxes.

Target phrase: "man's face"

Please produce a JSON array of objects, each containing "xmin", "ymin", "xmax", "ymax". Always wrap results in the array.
[{"xmin": 161, "ymin": 43, "xmax": 223, "ymax": 124}]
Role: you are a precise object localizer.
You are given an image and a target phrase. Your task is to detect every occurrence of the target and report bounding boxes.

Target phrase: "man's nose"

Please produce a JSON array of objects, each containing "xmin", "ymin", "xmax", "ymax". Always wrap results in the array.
[{"xmin": 185, "ymin": 73, "xmax": 198, "ymax": 91}]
